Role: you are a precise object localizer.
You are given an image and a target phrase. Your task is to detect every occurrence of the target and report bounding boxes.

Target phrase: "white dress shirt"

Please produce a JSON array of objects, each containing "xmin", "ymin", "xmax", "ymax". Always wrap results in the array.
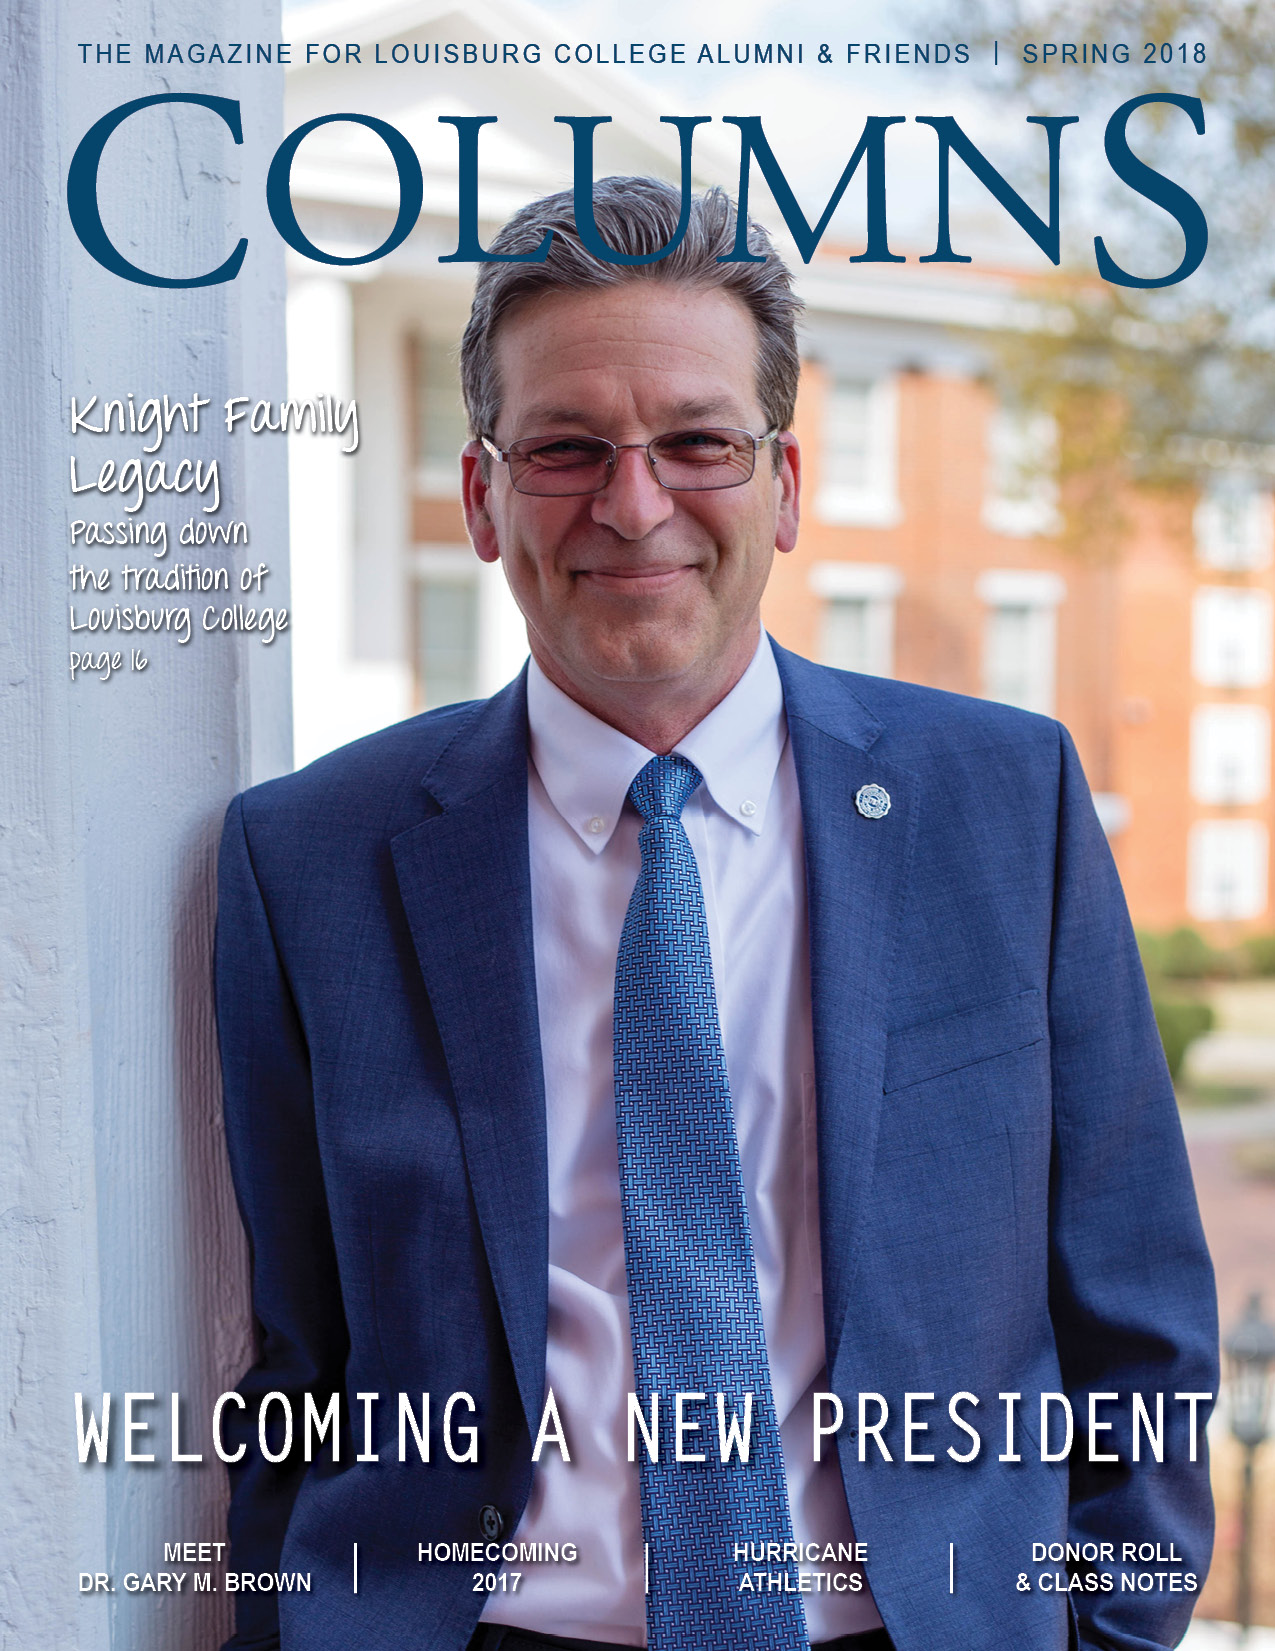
[{"xmin": 483, "ymin": 634, "xmax": 881, "ymax": 1643}]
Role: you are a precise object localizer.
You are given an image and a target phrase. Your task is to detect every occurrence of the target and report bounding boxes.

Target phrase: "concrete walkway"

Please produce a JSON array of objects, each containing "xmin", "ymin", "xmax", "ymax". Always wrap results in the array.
[
  {"xmin": 1179, "ymin": 1094, "xmax": 1275, "ymax": 1141},
  {"xmin": 1185, "ymin": 1033, "xmax": 1275, "ymax": 1089}
]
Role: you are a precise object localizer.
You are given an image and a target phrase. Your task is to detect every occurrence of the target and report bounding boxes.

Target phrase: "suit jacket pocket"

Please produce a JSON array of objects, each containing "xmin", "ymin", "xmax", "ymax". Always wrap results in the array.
[{"xmin": 883, "ymin": 987, "xmax": 1046, "ymax": 1095}]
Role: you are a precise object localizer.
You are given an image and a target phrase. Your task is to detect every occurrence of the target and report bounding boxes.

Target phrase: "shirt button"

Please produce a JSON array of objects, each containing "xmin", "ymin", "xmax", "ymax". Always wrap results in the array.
[
  {"xmin": 739, "ymin": 799, "xmax": 757, "ymax": 818},
  {"xmin": 479, "ymin": 1504, "xmax": 504, "ymax": 1539},
  {"xmin": 586, "ymin": 816, "xmax": 606, "ymax": 834}
]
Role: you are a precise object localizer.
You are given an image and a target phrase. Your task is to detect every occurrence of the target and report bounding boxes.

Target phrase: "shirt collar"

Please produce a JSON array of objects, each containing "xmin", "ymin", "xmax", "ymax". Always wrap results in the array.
[{"xmin": 526, "ymin": 632, "xmax": 788, "ymax": 855}]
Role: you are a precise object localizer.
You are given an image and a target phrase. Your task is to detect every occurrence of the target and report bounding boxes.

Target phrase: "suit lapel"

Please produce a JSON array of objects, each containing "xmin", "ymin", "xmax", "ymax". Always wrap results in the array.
[
  {"xmin": 774, "ymin": 645, "xmax": 918, "ymax": 1373},
  {"xmin": 390, "ymin": 675, "xmax": 548, "ymax": 1438}
]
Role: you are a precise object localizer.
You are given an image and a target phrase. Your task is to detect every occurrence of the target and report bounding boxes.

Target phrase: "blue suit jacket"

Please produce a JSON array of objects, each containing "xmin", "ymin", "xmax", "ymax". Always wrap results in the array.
[{"xmin": 215, "ymin": 644, "xmax": 1217, "ymax": 1651}]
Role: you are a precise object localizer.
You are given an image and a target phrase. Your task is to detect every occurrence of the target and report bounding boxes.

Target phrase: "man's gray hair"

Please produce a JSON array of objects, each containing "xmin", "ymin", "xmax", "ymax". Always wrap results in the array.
[{"xmin": 459, "ymin": 176, "xmax": 802, "ymax": 444}]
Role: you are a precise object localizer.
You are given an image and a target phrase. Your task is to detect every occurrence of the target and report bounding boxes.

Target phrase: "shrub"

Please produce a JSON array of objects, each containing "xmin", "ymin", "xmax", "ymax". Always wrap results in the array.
[
  {"xmin": 1151, "ymin": 997, "xmax": 1215, "ymax": 1081},
  {"xmin": 1159, "ymin": 927, "xmax": 1226, "ymax": 980},
  {"xmin": 1138, "ymin": 926, "xmax": 1245, "ymax": 982},
  {"xmin": 1243, "ymin": 933, "xmax": 1275, "ymax": 977}
]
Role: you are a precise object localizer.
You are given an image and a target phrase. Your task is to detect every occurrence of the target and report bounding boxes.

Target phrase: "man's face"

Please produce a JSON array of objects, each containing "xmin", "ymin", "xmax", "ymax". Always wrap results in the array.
[{"xmin": 461, "ymin": 281, "xmax": 800, "ymax": 712}]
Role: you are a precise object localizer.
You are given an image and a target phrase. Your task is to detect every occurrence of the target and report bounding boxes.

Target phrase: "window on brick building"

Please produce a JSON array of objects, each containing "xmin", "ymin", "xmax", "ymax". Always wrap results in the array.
[
  {"xmin": 809, "ymin": 562, "xmax": 902, "ymax": 677},
  {"xmin": 1188, "ymin": 819, "xmax": 1269, "ymax": 921},
  {"xmin": 413, "ymin": 548, "xmax": 480, "ymax": 709},
  {"xmin": 1190, "ymin": 704, "xmax": 1271, "ymax": 805},
  {"xmin": 983, "ymin": 405, "xmax": 1060, "ymax": 538},
  {"xmin": 414, "ymin": 335, "xmax": 469, "ymax": 497},
  {"xmin": 1194, "ymin": 480, "xmax": 1274, "ymax": 571},
  {"xmin": 1193, "ymin": 588, "xmax": 1273, "ymax": 687},
  {"xmin": 976, "ymin": 569, "xmax": 1065, "ymax": 715},
  {"xmin": 814, "ymin": 376, "xmax": 901, "ymax": 528},
  {"xmin": 411, "ymin": 545, "xmax": 528, "ymax": 710}
]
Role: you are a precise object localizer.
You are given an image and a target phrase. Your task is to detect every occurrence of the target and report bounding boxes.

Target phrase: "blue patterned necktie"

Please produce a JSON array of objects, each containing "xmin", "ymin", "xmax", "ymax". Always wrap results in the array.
[{"xmin": 613, "ymin": 753, "xmax": 807, "ymax": 1651}]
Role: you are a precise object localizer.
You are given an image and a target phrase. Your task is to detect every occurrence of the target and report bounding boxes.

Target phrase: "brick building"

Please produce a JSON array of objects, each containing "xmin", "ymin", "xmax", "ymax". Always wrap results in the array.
[{"xmin": 764, "ymin": 281, "xmax": 1275, "ymax": 937}]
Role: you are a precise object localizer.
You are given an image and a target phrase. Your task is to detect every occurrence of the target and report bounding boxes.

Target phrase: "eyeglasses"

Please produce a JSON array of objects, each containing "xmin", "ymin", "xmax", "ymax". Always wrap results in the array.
[{"xmin": 481, "ymin": 427, "xmax": 780, "ymax": 497}]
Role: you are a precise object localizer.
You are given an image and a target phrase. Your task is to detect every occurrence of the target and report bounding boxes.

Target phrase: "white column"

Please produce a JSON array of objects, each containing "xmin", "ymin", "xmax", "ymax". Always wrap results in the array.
[
  {"xmin": 0, "ymin": 7, "xmax": 289, "ymax": 1648},
  {"xmin": 288, "ymin": 274, "xmax": 357, "ymax": 764},
  {"xmin": 351, "ymin": 280, "xmax": 412, "ymax": 670},
  {"xmin": 289, "ymin": 274, "xmax": 413, "ymax": 766}
]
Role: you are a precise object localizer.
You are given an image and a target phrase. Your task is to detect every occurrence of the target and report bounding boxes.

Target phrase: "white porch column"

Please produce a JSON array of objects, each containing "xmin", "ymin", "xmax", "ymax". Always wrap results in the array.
[
  {"xmin": 289, "ymin": 273, "xmax": 413, "ymax": 765},
  {"xmin": 288, "ymin": 273, "xmax": 357, "ymax": 764},
  {"xmin": 1, "ymin": 6, "xmax": 289, "ymax": 1648}
]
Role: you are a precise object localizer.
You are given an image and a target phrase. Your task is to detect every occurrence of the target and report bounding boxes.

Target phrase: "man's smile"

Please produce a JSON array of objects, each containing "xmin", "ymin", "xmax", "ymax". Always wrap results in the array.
[{"xmin": 573, "ymin": 563, "xmax": 700, "ymax": 593}]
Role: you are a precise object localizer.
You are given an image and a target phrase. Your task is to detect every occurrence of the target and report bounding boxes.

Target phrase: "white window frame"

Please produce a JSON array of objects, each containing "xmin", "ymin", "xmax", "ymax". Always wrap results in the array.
[
  {"xmin": 1187, "ymin": 819, "xmax": 1269, "ymax": 922},
  {"xmin": 814, "ymin": 375, "xmax": 902, "ymax": 529},
  {"xmin": 411, "ymin": 545, "xmax": 527, "ymax": 700},
  {"xmin": 809, "ymin": 562, "xmax": 903, "ymax": 678},
  {"xmin": 982, "ymin": 404, "xmax": 1061, "ymax": 538},
  {"xmin": 1193, "ymin": 481, "xmax": 1275, "ymax": 572},
  {"xmin": 976, "ymin": 569, "xmax": 1066, "ymax": 716},
  {"xmin": 1190, "ymin": 704, "xmax": 1271, "ymax": 806},
  {"xmin": 414, "ymin": 335, "xmax": 469, "ymax": 498},
  {"xmin": 1192, "ymin": 586, "xmax": 1273, "ymax": 688}
]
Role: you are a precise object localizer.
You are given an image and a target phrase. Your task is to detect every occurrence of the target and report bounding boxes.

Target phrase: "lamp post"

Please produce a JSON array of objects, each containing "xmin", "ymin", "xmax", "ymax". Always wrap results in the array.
[{"xmin": 1224, "ymin": 1292, "xmax": 1275, "ymax": 1637}]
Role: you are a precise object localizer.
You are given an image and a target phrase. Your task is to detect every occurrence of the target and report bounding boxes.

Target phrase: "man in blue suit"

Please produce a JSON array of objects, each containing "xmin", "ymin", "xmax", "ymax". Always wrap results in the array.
[{"xmin": 216, "ymin": 179, "xmax": 1217, "ymax": 1651}]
